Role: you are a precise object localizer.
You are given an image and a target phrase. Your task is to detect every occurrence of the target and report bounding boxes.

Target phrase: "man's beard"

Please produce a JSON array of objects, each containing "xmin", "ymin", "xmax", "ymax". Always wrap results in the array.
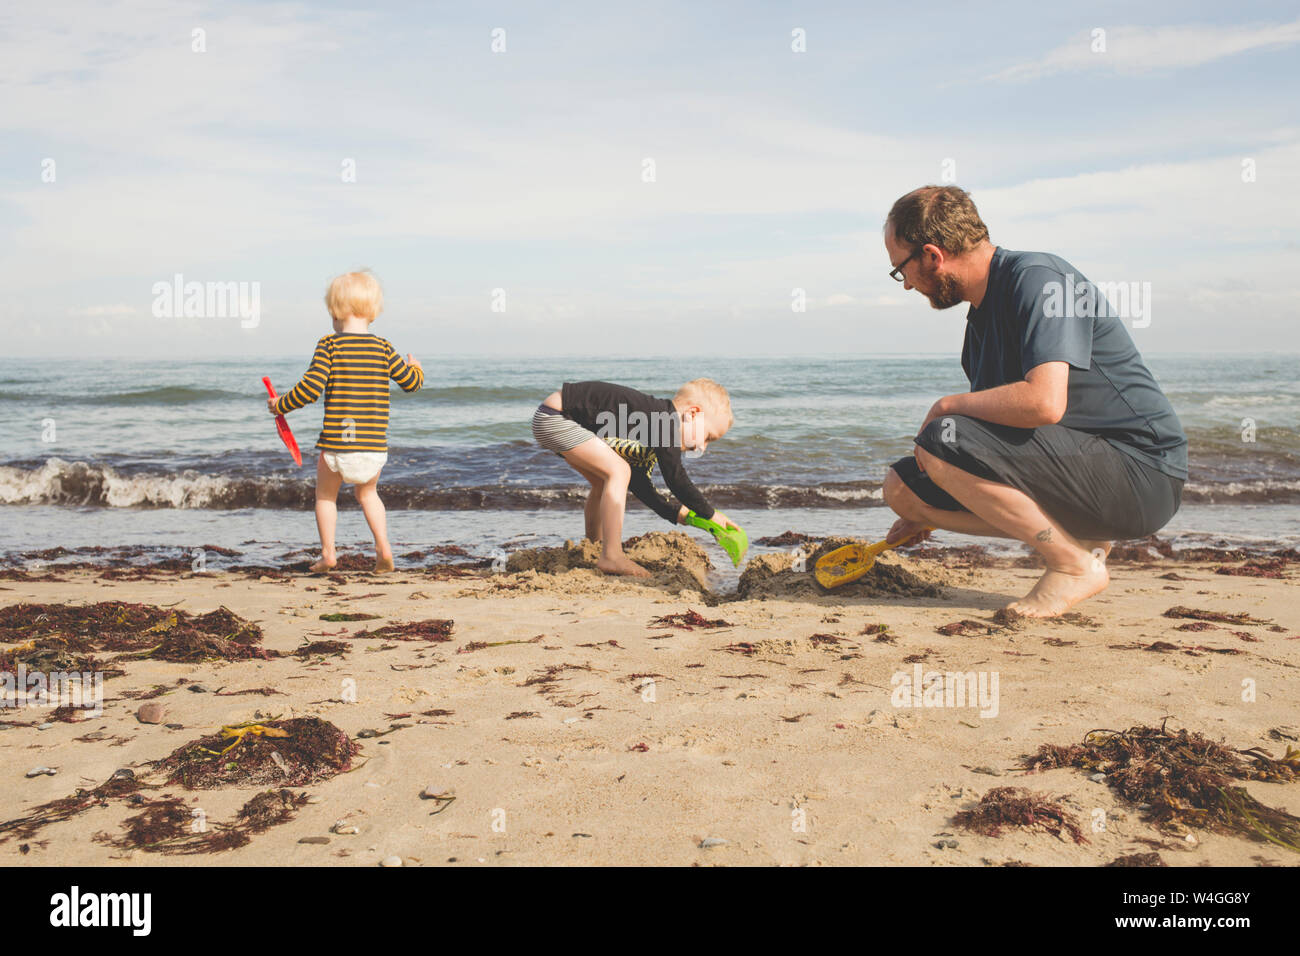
[{"xmin": 926, "ymin": 271, "xmax": 963, "ymax": 309}]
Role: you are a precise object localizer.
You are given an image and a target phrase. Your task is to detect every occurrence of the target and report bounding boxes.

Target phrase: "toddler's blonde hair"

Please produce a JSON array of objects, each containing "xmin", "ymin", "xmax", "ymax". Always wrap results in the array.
[
  {"xmin": 675, "ymin": 378, "xmax": 733, "ymax": 429},
  {"xmin": 325, "ymin": 270, "xmax": 384, "ymax": 321}
]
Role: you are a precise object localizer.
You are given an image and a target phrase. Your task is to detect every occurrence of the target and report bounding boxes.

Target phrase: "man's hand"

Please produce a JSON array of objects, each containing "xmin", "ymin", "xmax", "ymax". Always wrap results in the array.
[
  {"xmin": 407, "ymin": 353, "xmax": 422, "ymax": 372},
  {"xmin": 267, "ymin": 397, "xmax": 280, "ymax": 416},
  {"xmin": 921, "ymin": 395, "xmax": 958, "ymax": 431},
  {"xmin": 886, "ymin": 518, "xmax": 931, "ymax": 547}
]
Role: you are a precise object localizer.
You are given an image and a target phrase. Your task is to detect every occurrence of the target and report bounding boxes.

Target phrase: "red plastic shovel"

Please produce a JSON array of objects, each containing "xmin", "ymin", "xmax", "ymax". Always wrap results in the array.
[{"xmin": 262, "ymin": 376, "xmax": 303, "ymax": 467}]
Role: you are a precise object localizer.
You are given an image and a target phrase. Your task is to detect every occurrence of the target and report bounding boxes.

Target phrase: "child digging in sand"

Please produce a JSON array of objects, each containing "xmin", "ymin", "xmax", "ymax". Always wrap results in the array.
[
  {"xmin": 268, "ymin": 270, "xmax": 423, "ymax": 573},
  {"xmin": 531, "ymin": 379, "xmax": 738, "ymax": 576}
]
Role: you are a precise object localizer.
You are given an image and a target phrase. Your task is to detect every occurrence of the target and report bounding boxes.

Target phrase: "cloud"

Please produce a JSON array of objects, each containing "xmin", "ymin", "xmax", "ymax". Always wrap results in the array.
[
  {"xmin": 988, "ymin": 18, "xmax": 1300, "ymax": 82},
  {"xmin": 67, "ymin": 304, "xmax": 138, "ymax": 316}
]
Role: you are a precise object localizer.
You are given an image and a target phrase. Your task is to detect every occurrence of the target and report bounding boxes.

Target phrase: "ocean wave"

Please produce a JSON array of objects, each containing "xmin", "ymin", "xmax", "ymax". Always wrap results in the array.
[{"xmin": 3, "ymin": 458, "xmax": 1298, "ymax": 511}]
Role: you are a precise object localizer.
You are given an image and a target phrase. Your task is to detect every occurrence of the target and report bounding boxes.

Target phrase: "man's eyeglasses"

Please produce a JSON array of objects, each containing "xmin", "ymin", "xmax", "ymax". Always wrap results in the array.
[{"xmin": 889, "ymin": 247, "xmax": 921, "ymax": 282}]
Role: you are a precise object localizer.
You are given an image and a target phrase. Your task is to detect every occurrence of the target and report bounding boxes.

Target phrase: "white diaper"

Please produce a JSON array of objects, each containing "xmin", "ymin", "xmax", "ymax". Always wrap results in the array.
[{"xmin": 321, "ymin": 451, "xmax": 388, "ymax": 484}]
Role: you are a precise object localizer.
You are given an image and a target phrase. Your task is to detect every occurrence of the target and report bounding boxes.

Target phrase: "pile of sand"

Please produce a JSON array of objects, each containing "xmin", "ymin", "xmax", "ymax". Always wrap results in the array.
[
  {"xmin": 501, "ymin": 531, "xmax": 715, "ymax": 594},
  {"xmin": 736, "ymin": 536, "xmax": 947, "ymax": 601}
]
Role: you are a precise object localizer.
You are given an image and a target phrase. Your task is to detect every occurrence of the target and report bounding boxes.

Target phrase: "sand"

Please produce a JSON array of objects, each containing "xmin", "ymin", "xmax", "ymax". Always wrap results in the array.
[{"xmin": 1, "ymin": 533, "xmax": 1298, "ymax": 866}]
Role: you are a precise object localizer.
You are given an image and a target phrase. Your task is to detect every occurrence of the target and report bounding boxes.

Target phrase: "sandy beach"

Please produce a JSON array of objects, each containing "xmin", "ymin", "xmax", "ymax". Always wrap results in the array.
[{"xmin": 1, "ymin": 534, "xmax": 1297, "ymax": 867}]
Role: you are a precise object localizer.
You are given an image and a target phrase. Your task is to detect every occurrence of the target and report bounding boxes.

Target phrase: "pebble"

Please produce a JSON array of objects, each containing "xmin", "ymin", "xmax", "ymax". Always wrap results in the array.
[
  {"xmin": 420, "ymin": 786, "xmax": 453, "ymax": 800},
  {"xmin": 111, "ymin": 769, "xmax": 135, "ymax": 782},
  {"xmin": 38, "ymin": 723, "xmax": 54, "ymax": 731},
  {"xmin": 562, "ymin": 717, "xmax": 580, "ymax": 724},
  {"xmin": 298, "ymin": 836, "xmax": 330, "ymax": 845},
  {"xmin": 699, "ymin": 837, "xmax": 728, "ymax": 848},
  {"xmin": 331, "ymin": 821, "xmax": 359, "ymax": 835},
  {"xmin": 187, "ymin": 684, "xmax": 210, "ymax": 694},
  {"xmin": 26, "ymin": 767, "xmax": 57, "ymax": 777},
  {"xmin": 933, "ymin": 838, "xmax": 960, "ymax": 849},
  {"xmin": 1089, "ymin": 772, "xmax": 1107, "ymax": 783},
  {"xmin": 380, "ymin": 855, "xmax": 403, "ymax": 867},
  {"xmin": 136, "ymin": 703, "xmax": 166, "ymax": 724}
]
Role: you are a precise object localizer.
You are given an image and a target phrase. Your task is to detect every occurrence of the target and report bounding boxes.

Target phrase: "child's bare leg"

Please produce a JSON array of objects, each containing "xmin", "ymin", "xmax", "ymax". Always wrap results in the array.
[
  {"xmin": 562, "ymin": 439, "xmax": 648, "ymax": 577},
  {"xmin": 570, "ymin": 461, "xmax": 606, "ymax": 542},
  {"xmin": 354, "ymin": 475, "xmax": 393, "ymax": 572},
  {"xmin": 313, "ymin": 453, "xmax": 343, "ymax": 572}
]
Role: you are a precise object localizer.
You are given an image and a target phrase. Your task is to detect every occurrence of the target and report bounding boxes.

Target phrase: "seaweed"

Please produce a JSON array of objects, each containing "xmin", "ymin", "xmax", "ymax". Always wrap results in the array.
[
  {"xmin": 154, "ymin": 717, "xmax": 359, "ymax": 789},
  {"xmin": 1021, "ymin": 722, "xmax": 1300, "ymax": 850},
  {"xmin": 95, "ymin": 789, "xmax": 309, "ymax": 855},
  {"xmin": 353, "ymin": 619, "xmax": 455, "ymax": 642},
  {"xmin": 0, "ymin": 601, "xmax": 273, "ymax": 668},
  {"xmin": 319, "ymin": 612, "xmax": 379, "ymax": 622},
  {"xmin": 936, "ymin": 619, "xmax": 997, "ymax": 637},
  {"xmin": 1162, "ymin": 606, "xmax": 1271, "ymax": 626},
  {"xmin": 648, "ymin": 610, "xmax": 733, "ymax": 631},
  {"xmin": 294, "ymin": 640, "xmax": 351, "ymax": 658},
  {"xmin": 1105, "ymin": 852, "xmax": 1166, "ymax": 867},
  {"xmin": 952, "ymin": 786, "xmax": 1087, "ymax": 843}
]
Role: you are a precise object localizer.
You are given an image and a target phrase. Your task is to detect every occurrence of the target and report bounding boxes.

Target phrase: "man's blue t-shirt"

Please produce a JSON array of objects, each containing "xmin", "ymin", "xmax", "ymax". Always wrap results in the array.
[{"xmin": 962, "ymin": 247, "xmax": 1188, "ymax": 480}]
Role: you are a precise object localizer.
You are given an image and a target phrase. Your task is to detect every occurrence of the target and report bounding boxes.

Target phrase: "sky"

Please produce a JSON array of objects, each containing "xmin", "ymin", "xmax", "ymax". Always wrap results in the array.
[{"xmin": 1, "ymin": 0, "xmax": 1297, "ymax": 359}]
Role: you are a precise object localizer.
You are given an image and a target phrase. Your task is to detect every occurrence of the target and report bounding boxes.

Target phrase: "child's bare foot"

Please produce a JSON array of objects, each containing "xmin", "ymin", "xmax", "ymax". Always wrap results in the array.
[
  {"xmin": 1005, "ymin": 561, "xmax": 1109, "ymax": 618},
  {"xmin": 373, "ymin": 555, "xmax": 394, "ymax": 573},
  {"xmin": 310, "ymin": 556, "xmax": 337, "ymax": 573},
  {"xmin": 597, "ymin": 554, "xmax": 651, "ymax": 577}
]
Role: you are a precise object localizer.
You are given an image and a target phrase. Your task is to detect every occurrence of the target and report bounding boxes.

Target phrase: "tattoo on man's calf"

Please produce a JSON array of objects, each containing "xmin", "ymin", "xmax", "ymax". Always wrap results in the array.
[{"xmin": 1035, "ymin": 528, "xmax": 1052, "ymax": 543}]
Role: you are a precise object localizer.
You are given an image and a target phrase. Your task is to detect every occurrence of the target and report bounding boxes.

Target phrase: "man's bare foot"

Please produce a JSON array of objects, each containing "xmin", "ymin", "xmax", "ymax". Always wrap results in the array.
[
  {"xmin": 310, "ymin": 556, "xmax": 337, "ymax": 573},
  {"xmin": 373, "ymin": 555, "xmax": 394, "ymax": 573},
  {"xmin": 1005, "ymin": 561, "xmax": 1109, "ymax": 618},
  {"xmin": 596, "ymin": 554, "xmax": 651, "ymax": 577}
]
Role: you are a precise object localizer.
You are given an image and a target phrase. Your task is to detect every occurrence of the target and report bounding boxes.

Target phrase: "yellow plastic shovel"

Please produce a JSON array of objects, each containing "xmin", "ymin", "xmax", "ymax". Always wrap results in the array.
[{"xmin": 813, "ymin": 528, "xmax": 933, "ymax": 590}]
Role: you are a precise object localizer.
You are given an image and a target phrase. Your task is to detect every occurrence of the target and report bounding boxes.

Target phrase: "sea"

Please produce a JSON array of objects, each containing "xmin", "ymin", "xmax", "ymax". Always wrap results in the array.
[{"xmin": 1, "ymin": 354, "xmax": 1297, "ymax": 575}]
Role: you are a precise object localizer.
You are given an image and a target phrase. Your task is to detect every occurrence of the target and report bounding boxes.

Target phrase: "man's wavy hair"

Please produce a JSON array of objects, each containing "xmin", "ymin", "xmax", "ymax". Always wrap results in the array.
[{"xmin": 886, "ymin": 185, "xmax": 989, "ymax": 255}]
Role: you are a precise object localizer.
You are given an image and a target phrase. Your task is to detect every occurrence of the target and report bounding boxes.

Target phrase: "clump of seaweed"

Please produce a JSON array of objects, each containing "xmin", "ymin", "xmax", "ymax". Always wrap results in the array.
[
  {"xmin": 353, "ymin": 619, "xmax": 455, "ymax": 641},
  {"xmin": 0, "ymin": 601, "xmax": 273, "ymax": 668},
  {"xmin": 295, "ymin": 640, "xmax": 351, "ymax": 659},
  {"xmin": 952, "ymin": 786, "xmax": 1087, "ymax": 843},
  {"xmin": 647, "ymin": 610, "xmax": 733, "ymax": 631},
  {"xmin": 1162, "ymin": 606, "xmax": 1271, "ymax": 626},
  {"xmin": 937, "ymin": 619, "xmax": 1000, "ymax": 636},
  {"xmin": 1021, "ymin": 722, "xmax": 1300, "ymax": 851},
  {"xmin": 95, "ymin": 789, "xmax": 308, "ymax": 855},
  {"xmin": 0, "ymin": 773, "xmax": 144, "ymax": 843},
  {"xmin": 1106, "ymin": 852, "xmax": 1166, "ymax": 867},
  {"xmin": 155, "ymin": 717, "xmax": 359, "ymax": 789}
]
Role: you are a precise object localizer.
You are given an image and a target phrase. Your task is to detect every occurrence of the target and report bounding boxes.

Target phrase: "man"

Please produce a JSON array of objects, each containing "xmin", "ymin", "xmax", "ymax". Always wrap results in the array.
[{"xmin": 881, "ymin": 185, "xmax": 1186, "ymax": 617}]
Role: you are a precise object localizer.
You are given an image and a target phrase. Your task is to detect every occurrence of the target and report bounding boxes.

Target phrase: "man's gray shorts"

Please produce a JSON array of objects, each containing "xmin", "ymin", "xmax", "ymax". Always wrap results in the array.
[{"xmin": 892, "ymin": 414, "xmax": 1183, "ymax": 541}]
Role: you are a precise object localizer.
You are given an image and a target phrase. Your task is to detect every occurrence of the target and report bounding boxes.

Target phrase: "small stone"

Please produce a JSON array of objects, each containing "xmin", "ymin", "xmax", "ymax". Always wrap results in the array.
[
  {"xmin": 165, "ymin": 723, "xmax": 184, "ymax": 730},
  {"xmin": 380, "ymin": 855, "xmax": 403, "ymax": 867},
  {"xmin": 1089, "ymin": 772, "xmax": 1107, "ymax": 783},
  {"xmin": 420, "ymin": 786, "xmax": 453, "ymax": 800},
  {"xmin": 187, "ymin": 684, "xmax": 210, "ymax": 694},
  {"xmin": 298, "ymin": 836, "xmax": 330, "ymax": 845},
  {"xmin": 110, "ymin": 769, "xmax": 135, "ymax": 782},
  {"xmin": 26, "ymin": 766, "xmax": 57, "ymax": 777},
  {"xmin": 699, "ymin": 837, "xmax": 728, "ymax": 848},
  {"xmin": 562, "ymin": 717, "xmax": 580, "ymax": 724},
  {"xmin": 38, "ymin": 723, "xmax": 54, "ymax": 731},
  {"xmin": 136, "ymin": 703, "xmax": 166, "ymax": 724},
  {"xmin": 933, "ymin": 838, "xmax": 959, "ymax": 849}
]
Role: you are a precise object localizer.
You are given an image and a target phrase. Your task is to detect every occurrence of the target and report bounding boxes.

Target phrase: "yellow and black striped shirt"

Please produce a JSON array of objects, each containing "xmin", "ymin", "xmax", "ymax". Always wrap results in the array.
[{"xmin": 275, "ymin": 333, "xmax": 423, "ymax": 452}]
